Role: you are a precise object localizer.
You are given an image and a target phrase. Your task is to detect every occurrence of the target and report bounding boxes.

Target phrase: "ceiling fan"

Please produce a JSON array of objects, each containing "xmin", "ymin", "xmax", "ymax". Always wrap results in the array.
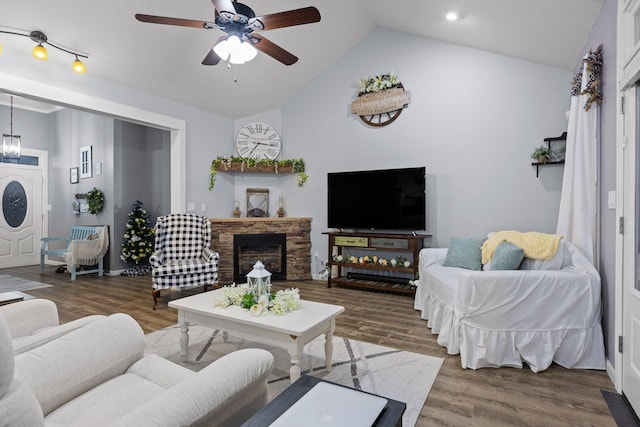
[{"xmin": 135, "ymin": 0, "xmax": 321, "ymax": 66}]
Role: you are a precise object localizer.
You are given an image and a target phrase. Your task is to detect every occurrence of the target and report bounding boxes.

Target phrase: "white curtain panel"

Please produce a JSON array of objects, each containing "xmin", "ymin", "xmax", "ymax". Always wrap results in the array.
[{"xmin": 556, "ymin": 49, "xmax": 601, "ymax": 264}]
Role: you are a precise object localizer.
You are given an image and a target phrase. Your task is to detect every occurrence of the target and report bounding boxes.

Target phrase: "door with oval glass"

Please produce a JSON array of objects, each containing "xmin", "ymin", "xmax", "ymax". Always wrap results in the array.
[{"xmin": 0, "ymin": 163, "xmax": 43, "ymax": 268}]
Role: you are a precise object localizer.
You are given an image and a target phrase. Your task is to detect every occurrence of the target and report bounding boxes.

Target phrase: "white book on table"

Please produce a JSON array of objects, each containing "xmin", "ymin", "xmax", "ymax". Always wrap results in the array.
[{"xmin": 270, "ymin": 381, "xmax": 388, "ymax": 427}]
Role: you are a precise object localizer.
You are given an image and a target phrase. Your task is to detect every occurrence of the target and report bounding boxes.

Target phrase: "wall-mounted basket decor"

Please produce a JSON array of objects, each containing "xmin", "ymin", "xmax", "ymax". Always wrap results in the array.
[
  {"xmin": 351, "ymin": 73, "xmax": 411, "ymax": 127},
  {"xmin": 74, "ymin": 187, "xmax": 104, "ymax": 214}
]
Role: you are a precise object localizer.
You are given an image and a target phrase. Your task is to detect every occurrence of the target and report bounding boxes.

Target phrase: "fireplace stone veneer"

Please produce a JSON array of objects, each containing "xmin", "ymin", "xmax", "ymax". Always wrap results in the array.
[{"xmin": 209, "ymin": 217, "xmax": 312, "ymax": 284}]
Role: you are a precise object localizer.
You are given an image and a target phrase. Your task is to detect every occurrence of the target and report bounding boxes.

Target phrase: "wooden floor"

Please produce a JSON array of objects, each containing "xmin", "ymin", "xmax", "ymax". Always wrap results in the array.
[{"xmin": 4, "ymin": 265, "xmax": 618, "ymax": 427}]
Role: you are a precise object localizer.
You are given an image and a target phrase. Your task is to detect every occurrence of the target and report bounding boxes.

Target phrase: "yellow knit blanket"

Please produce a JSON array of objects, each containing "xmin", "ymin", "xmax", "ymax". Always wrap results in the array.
[{"xmin": 481, "ymin": 231, "xmax": 563, "ymax": 264}]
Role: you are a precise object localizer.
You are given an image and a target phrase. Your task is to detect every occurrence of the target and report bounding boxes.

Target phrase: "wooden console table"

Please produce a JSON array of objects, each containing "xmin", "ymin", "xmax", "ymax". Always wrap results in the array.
[{"xmin": 324, "ymin": 231, "xmax": 427, "ymax": 295}]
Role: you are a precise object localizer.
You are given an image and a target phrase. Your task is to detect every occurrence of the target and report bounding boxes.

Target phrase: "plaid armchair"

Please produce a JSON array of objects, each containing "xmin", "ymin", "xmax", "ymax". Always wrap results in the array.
[{"xmin": 150, "ymin": 214, "xmax": 219, "ymax": 309}]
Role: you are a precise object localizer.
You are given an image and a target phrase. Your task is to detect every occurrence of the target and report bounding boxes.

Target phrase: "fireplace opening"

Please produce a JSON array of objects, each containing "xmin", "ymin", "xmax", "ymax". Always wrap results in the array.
[{"xmin": 233, "ymin": 233, "xmax": 287, "ymax": 283}]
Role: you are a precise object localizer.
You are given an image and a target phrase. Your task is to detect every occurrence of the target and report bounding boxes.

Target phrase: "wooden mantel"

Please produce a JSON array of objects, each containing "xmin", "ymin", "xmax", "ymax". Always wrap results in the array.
[{"xmin": 209, "ymin": 217, "xmax": 312, "ymax": 284}]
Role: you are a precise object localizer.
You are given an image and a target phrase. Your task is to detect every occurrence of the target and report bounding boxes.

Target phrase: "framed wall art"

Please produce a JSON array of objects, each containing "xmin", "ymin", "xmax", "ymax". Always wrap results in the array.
[
  {"xmin": 80, "ymin": 145, "xmax": 92, "ymax": 178},
  {"xmin": 70, "ymin": 167, "xmax": 79, "ymax": 184},
  {"xmin": 246, "ymin": 188, "xmax": 269, "ymax": 217}
]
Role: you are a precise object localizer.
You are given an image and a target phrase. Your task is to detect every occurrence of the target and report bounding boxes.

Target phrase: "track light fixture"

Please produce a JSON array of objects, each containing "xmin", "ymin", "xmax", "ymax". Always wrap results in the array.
[{"xmin": 0, "ymin": 29, "xmax": 88, "ymax": 74}]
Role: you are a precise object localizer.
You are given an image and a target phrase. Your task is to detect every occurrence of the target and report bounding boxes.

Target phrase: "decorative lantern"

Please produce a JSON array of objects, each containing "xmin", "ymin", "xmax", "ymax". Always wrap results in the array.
[{"xmin": 246, "ymin": 260, "xmax": 271, "ymax": 300}]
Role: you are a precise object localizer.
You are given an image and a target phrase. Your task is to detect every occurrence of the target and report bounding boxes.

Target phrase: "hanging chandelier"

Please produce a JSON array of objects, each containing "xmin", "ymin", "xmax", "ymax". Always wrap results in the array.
[
  {"xmin": 0, "ymin": 29, "xmax": 88, "ymax": 74},
  {"xmin": 2, "ymin": 95, "xmax": 21, "ymax": 159}
]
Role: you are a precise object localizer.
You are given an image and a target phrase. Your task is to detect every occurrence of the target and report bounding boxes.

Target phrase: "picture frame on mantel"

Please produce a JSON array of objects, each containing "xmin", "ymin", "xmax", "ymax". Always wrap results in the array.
[
  {"xmin": 247, "ymin": 188, "xmax": 269, "ymax": 218},
  {"xmin": 80, "ymin": 145, "xmax": 92, "ymax": 179},
  {"xmin": 70, "ymin": 167, "xmax": 79, "ymax": 184}
]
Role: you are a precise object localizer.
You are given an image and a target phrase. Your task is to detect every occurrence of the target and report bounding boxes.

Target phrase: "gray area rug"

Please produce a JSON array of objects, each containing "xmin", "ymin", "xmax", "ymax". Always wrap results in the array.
[
  {"xmin": 0, "ymin": 274, "xmax": 52, "ymax": 293},
  {"xmin": 145, "ymin": 324, "xmax": 443, "ymax": 427}
]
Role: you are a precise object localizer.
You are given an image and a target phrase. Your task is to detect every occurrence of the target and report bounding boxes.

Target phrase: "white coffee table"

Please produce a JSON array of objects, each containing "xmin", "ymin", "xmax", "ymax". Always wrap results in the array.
[{"xmin": 168, "ymin": 288, "xmax": 345, "ymax": 383}]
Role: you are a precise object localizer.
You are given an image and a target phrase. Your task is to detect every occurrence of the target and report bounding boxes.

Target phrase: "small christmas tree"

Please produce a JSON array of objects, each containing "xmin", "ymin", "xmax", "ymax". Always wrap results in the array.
[{"xmin": 120, "ymin": 200, "xmax": 155, "ymax": 276}]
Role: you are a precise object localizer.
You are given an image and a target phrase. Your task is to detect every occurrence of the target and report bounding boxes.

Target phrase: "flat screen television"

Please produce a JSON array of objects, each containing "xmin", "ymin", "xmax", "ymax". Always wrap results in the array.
[{"xmin": 327, "ymin": 167, "xmax": 426, "ymax": 231}]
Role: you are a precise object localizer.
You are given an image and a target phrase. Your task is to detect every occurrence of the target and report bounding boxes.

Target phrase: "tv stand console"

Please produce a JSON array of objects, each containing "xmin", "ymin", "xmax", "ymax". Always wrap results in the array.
[{"xmin": 324, "ymin": 231, "xmax": 426, "ymax": 296}]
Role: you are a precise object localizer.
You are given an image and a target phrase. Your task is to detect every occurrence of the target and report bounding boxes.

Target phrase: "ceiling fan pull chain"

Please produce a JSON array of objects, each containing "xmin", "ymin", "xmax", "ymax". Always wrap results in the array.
[{"xmin": 234, "ymin": 64, "xmax": 238, "ymax": 83}]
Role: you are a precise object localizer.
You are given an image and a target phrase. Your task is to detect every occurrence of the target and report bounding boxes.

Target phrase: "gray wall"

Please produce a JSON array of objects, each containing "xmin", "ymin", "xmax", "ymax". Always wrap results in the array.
[
  {"xmin": 113, "ymin": 121, "xmax": 171, "ymax": 271},
  {"xmin": 2, "ymin": 105, "xmax": 171, "ymax": 272},
  {"xmin": 275, "ymin": 27, "xmax": 571, "ymax": 273},
  {"xmin": 0, "ymin": 104, "xmax": 49, "ymax": 152},
  {"xmin": 0, "ymin": 42, "xmax": 234, "ymax": 221},
  {"xmin": 577, "ymin": 0, "xmax": 616, "ymax": 366},
  {"xmin": 47, "ymin": 109, "xmax": 115, "ymax": 269}
]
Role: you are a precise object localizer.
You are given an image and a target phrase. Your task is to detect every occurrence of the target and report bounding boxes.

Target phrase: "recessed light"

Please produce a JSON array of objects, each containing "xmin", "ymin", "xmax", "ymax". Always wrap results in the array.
[{"xmin": 445, "ymin": 11, "xmax": 459, "ymax": 21}]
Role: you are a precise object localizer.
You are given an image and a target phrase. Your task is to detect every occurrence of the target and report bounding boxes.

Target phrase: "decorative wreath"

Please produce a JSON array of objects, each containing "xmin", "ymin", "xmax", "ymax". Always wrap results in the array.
[{"xmin": 85, "ymin": 187, "xmax": 105, "ymax": 215}]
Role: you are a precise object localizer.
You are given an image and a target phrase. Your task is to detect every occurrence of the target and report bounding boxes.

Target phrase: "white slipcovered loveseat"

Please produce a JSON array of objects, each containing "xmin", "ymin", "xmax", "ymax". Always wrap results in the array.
[
  {"xmin": 414, "ymin": 232, "xmax": 606, "ymax": 372},
  {"xmin": 0, "ymin": 310, "xmax": 274, "ymax": 426},
  {"xmin": 0, "ymin": 299, "xmax": 105, "ymax": 355}
]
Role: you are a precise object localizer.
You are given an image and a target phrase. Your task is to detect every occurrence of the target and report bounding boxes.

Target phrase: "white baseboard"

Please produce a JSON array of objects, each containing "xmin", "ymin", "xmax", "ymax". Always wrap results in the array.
[
  {"xmin": 606, "ymin": 358, "xmax": 620, "ymax": 392},
  {"xmin": 106, "ymin": 269, "xmax": 124, "ymax": 276}
]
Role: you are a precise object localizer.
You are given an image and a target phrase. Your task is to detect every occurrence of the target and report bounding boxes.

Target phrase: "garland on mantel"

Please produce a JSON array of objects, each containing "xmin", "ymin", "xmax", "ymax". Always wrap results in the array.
[{"xmin": 209, "ymin": 156, "xmax": 307, "ymax": 190}]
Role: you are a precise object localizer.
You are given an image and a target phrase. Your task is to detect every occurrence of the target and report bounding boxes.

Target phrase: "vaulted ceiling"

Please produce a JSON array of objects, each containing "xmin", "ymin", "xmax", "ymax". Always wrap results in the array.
[{"xmin": 2, "ymin": 0, "xmax": 603, "ymax": 118}]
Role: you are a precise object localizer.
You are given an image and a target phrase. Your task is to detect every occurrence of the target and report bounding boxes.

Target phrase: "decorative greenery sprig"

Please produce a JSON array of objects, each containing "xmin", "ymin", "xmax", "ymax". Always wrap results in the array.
[
  {"xmin": 358, "ymin": 73, "xmax": 401, "ymax": 94},
  {"xmin": 531, "ymin": 146, "xmax": 552, "ymax": 162},
  {"xmin": 84, "ymin": 187, "xmax": 105, "ymax": 214},
  {"xmin": 209, "ymin": 156, "xmax": 307, "ymax": 190}
]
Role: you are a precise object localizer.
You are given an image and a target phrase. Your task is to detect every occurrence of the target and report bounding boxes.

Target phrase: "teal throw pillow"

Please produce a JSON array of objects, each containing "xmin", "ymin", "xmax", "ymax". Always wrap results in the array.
[
  {"xmin": 443, "ymin": 237, "xmax": 485, "ymax": 270},
  {"xmin": 488, "ymin": 241, "xmax": 525, "ymax": 270}
]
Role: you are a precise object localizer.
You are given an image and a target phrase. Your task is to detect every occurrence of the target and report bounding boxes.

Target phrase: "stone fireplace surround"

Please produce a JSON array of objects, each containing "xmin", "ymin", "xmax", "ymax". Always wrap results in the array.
[{"xmin": 209, "ymin": 217, "xmax": 312, "ymax": 284}]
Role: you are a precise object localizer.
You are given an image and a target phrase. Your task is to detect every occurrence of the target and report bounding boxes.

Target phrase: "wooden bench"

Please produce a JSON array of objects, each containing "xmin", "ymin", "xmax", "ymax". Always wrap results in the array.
[{"xmin": 40, "ymin": 225, "xmax": 108, "ymax": 280}]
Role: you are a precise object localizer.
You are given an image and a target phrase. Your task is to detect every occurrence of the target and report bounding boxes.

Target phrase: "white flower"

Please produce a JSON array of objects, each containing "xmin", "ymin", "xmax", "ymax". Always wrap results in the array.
[
  {"xmin": 269, "ymin": 288, "xmax": 301, "ymax": 315},
  {"xmin": 390, "ymin": 258, "xmax": 397, "ymax": 266},
  {"xmin": 404, "ymin": 260, "xmax": 411, "ymax": 267},
  {"xmin": 250, "ymin": 302, "xmax": 266, "ymax": 316},
  {"xmin": 214, "ymin": 296, "xmax": 230, "ymax": 308}
]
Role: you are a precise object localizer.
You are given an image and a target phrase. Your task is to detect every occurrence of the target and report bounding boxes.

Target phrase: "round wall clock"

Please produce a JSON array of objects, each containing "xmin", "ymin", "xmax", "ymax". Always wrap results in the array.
[{"xmin": 236, "ymin": 122, "xmax": 281, "ymax": 160}]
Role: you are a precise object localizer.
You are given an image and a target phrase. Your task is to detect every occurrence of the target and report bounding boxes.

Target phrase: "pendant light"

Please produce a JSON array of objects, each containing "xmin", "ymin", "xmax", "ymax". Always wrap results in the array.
[{"xmin": 2, "ymin": 96, "xmax": 21, "ymax": 159}]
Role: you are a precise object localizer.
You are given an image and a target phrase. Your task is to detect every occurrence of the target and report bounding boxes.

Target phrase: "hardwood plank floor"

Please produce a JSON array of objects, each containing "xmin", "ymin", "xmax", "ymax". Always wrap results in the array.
[{"xmin": 3, "ymin": 265, "xmax": 617, "ymax": 426}]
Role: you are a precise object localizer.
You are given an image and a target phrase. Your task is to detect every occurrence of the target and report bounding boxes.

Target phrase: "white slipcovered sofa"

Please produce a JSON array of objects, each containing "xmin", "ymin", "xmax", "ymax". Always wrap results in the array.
[
  {"xmin": 0, "ymin": 311, "xmax": 274, "ymax": 426},
  {"xmin": 414, "ymin": 235, "xmax": 606, "ymax": 372},
  {"xmin": 0, "ymin": 299, "xmax": 105, "ymax": 354}
]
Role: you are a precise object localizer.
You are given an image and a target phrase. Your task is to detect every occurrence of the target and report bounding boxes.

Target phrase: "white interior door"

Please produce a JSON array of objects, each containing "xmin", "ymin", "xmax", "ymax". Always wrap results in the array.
[
  {"xmin": 0, "ymin": 163, "xmax": 43, "ymax": 268},
  {"xmin": 621, "ymin": 84, "xmax": 640, "ymax": 416}
]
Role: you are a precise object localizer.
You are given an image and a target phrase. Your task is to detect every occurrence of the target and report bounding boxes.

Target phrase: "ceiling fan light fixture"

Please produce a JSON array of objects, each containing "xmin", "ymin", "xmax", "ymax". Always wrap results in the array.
[
  {"xmin": 215, "ymin": 35, "xmax": 257, "ymax": 64},
  {"xmin": 240, "ymin": 41, "xmax": 257, "ymax": 62},
  {"xmin": 444, "ymin": 10, "xmax": 460, "ymax": 21},
  {"xmin": 32, "ymin": 43, "xmax": 48, "ymax": 60},
  {"xmin": 72, "ymin": 56, "xmax": 86, "ymax": 74},
  {"xmin": 213, "ymin": 36, "xmax": 233, "ymax": 61}
]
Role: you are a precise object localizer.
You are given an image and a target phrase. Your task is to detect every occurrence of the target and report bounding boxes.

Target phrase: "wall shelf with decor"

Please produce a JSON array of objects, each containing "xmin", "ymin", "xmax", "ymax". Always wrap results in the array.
[
  {"xmin": 324, "ymin": 231, "xmax": 429, "ymax": 296},
  {"xmin": 531, "ymin": 132, "xmax": 567, "ymax": 177},
  {"xmin": 209, "ymin": 157, "xmax": 307, "ymax": 189}
]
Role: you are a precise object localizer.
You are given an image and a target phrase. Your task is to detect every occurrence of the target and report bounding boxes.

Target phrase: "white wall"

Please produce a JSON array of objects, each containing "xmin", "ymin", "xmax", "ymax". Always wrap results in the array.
[{"xmin": 281, "ymin": 27, "xmax": 571, "ymax": 271}]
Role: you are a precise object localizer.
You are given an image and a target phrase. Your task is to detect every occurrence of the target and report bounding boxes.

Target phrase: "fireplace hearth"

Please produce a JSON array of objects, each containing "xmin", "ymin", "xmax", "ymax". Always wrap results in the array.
[
  {"xmin": 233, "ymin": 233, "xmax": 286, "ymax": 283},
  {"xmin": 209, "ymin": 217, "xmax": 312, "ymax": 284}
]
